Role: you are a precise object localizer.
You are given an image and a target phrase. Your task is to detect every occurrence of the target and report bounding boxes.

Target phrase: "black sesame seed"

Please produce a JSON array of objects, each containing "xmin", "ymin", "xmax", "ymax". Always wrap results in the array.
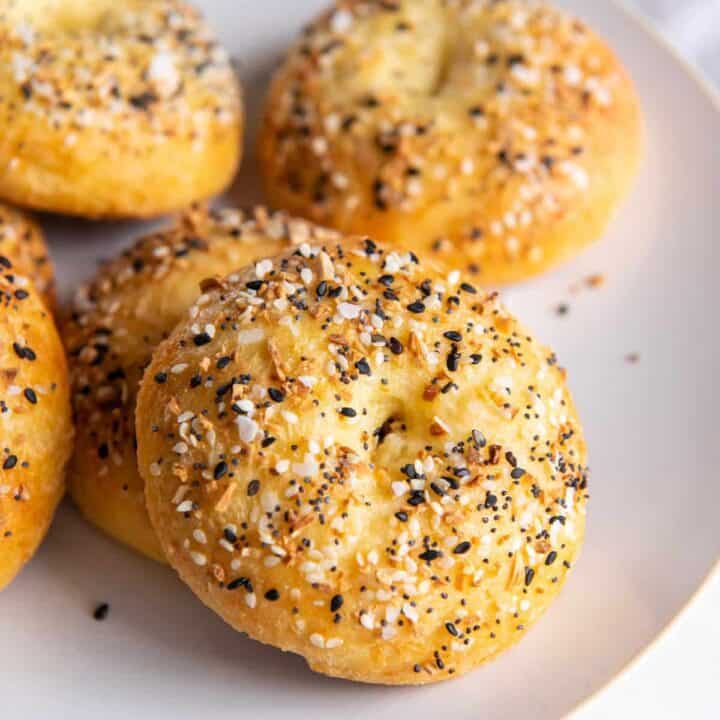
[
  {"xmin": 261, "ymin": 436, "xmax": 276, "ymax": 448},
  {"xmin": 510, "ymin": 467, "xmax": 526, "ymax": 479},
  {"xmin": 445, "ymin": 622, "xmax": 459, "ymax": 637},
  {"xmin": 13, "ymin": 343, "xmax": 36, "ymax": 361},
  {"xmin": 93, "ymin": 603, "xmax": 110, "ymax": 621},
  {"xmin": 154, "ymin": 372, "xmax": 167, "ymax": 384},
  {"xmin": 355, "ymin": 358, "xmax": 371, "ymax": 376},
  {"xmin": 443, "ymin": 331, "xmax": 462, "ymax": 342},
  {"xmin": 264, "ymin": 589, "xmax": 280, "ymax": 601},
  {"xmin": 24, "ymin": 388, "xmax": 37, "ymax": 404},
  {"xmin": 388, "ymin": 337, "xmax": 403, "ymax": 355},
  {"xmin": 268, "ymin": 388, "xmax": 285, "ymax": 403},
  {"xmin": 407, "ymin": 491, "xmax": 426, "ymax": 506},
  {"xmin": 193, "ymin": 332, "xmax": 212, "ymax": 346},
  {"xmin": 217, "ymin": 356, "xmax": 232, "ymax": 370},
  {"xmin": 524, "ymin": 567, "xmax": 535, "ymax": 587},
  {"xmin": 460, "ymin": 282, "xmax": 477, "ymax": 294},
  {"xmin": 3, "ymin": 455, "xmax": 18, "ymax": 470},
  {"xmin": 453, "ymin": 541, "xmax": 471, "ymax": 555},
  {"xmin": 545, "ymin": 551, "xmax": 558, "ymax": 566},
  {"xmin": 316, "ymin": 281, "xmax": 328, "ymax": 297},
  {"xmin": 330, "ymin": 594, "xmax": 344, "ymax": 612},
  {"xmin": 418, "ymin": 549, "xmax": 442, "ymax": 562},
  {"xmin": 395, "ymin": 511, "xmax": 408, "ymax": 522},
  {"xmin": 247, "ymin": 479, "xmax": 260, "ymax": 496},
  {"xmin": 227, "ymin": 577, "xmax": 248, "ymax": 591},
  {"xmin": 447, "ymin": 347, "xmax": 460, "ymax": 372},
  {"xmin": 401, "ymin": 463, "xmax": 419, "ymax": 478},
  {"xmin": 213, "ymin": 461, "xmax": 228, "ymax": 480},
  {"xmin": 224, "ymin": 528, "xmax": 238, "ymax": 544},
  {"xmin": 407, "ymin": 301, "xmax": 425, "ymax": 314},
  {"xmin": 339, "ymin": 407, "xmax": 357, "ymax": 417}
]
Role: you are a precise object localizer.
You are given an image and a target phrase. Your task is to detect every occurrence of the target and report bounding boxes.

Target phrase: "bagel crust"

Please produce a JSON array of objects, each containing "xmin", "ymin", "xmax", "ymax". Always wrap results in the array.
[
  {"xmin": 136, "ymin": 235, "xmax": 588, "ymax": 684},
  {"xmin": 0, "ymin": 261, "xmax": 72, "ymax": 590},
  {"xmin": 0, "ymin": 0, "xmax": 242, "ymax": 219},
  {"xmin": 65, "ymin": 207, "xmax": 341, "ymax": 562},
  {"xmin": 260, "ymin": 0, "xmax": 642, "ymax": 284},
  {"xmin": 0, "ymin": 203, "xmax": 55, "ymax": 309}
]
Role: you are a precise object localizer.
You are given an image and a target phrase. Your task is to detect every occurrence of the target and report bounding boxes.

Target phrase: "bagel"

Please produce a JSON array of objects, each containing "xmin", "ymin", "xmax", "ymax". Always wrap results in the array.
[
  {"xmin": 0, "ymin": 0, "xmax": 242, "ymax": 219},
  {"xmin": 135, "ymin": 235, "xmax": 589, "ymax": 684},
  {"xmin": 260, "ymin": 0, "xmax": 642, "ymax": 284},
  {"xmin": 0, "ymin": 259, "xmax": 72, "ymax": 590},
  {"xmin": 65, "ymin": 207, "xmax": 341, "ymax": 562},
  {"xmin": 0, "ymin": 203, "xmax": 55, "ymax": 309}
]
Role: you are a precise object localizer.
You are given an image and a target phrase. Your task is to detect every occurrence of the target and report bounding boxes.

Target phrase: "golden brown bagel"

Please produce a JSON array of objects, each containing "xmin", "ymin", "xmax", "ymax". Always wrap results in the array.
[
  {"xmin": 136, "ymin": 235, "xmax": 588, "ymax": 684},
  {"xmin": 260, "ymin": 0, "xmax": 642, "ymax": 284},
  {"xmin": 65, "ymin": 207, "xmax": 341, "ymax": 562},
  {"xmin": 0, "ymin": 0, "xmax": 242, "ymax": 219},
  {"xmin": 0, "ymin": 259, "xmax": 72, "ymax": 590},
  {"xmin": 0, "ymin": 203, "xmax": 55, "ymax": 309}
]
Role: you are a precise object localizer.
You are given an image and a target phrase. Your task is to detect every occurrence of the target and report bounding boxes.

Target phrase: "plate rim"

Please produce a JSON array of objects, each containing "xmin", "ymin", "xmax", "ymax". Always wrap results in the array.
[{"xmin": 570, "ymin": 0, "xmax": 720, "ymax": 714}]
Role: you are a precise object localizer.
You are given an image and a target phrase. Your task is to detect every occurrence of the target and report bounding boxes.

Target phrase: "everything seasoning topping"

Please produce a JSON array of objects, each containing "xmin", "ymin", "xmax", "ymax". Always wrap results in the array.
[
  {"xmin": 63, "ymin": 206, "xmax": 341, "ymax": 538},
  {"xmin": 1, "ymin": 267, "xmax": 69, "ymax": 567},
  {"xmin": 139, "ymin": 230, "xmax": 588, "ymax": 681},
  {"xmin": 0, "ymin": 0, "xmax": 239, "ymax": 144}
]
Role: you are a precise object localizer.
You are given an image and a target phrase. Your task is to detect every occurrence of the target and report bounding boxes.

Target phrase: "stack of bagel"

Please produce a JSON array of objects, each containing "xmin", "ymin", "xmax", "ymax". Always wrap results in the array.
[{"xmin": 0, "ymin": 0, "xmax": 641, "ymax": 686}]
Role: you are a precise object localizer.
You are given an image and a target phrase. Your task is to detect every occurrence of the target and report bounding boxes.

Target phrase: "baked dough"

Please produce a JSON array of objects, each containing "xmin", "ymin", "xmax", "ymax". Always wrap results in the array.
[
  {"xmin": 260, "ymin": 0, "xmax": 642, "ymax": 284},
  {"xmin": 136, "ymin": 235, "xmax": 588, "ymax": 684},
  {"xmin": 0, "ymin": 259, "xmax": 72, "ymax": 590},
  {"xmin": 65, "ymin": 207, "xmax": 340, "ymax": 561},
  {"xmin": 0, "ymin": 0, "xmax": 242, "ymax": 218},
  {"xmin": 0, "ymin": 203, "xmax": 55, "ymax": 309}
]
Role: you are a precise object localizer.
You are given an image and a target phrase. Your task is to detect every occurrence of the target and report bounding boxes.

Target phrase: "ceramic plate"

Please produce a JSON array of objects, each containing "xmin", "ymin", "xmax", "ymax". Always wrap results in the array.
[{"xmin": 2, "ymin": 2, "xmax": 718, "ymax": 718}]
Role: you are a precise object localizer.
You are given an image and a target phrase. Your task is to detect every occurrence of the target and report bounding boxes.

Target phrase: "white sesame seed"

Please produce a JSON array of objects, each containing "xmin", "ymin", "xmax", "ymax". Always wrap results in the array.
[
  {"xmin": 310, "ymin": 633, "xmax": 325, "ymax": 648},
  {"xmin": 402, "ymin": 603, "xmax": 419, "ymax": 623},
  {"xmin": 338, "ymin": 302, "xmax": 361, "ymax": 319},
  {"xmin": 192, "ymin": 529, "xmax": 207, "ymax": 544},
  {"xmin": 238, "ymin": 328, "xmax": 265, "ymax": 345},
  {"xmin": 330, "ymin": 8, "xmax": 354, "ymax": 33},
  {"xmin": 255, "ymin": 259, "xmax": 273, "ymax": 279},
  {"xmin": 360, "ymin": 612, "xmax": 375, "ymax": 630},
  {"xmin": 236, "ymin": 415, "xmax": 258, "ymax": 443},
  {"xmin": 391, "ymin": 481, "xmax": 407, "ymax": 497},
  {"xmin": 261, "ymin": 490, "xmax": 279, "ymax": 512}
]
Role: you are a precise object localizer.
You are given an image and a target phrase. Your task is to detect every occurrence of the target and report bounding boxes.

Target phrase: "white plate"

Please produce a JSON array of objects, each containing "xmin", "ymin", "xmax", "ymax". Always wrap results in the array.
[{"xmin": 2, "ymin": 2, "xmax": 718, "ymax": 718}]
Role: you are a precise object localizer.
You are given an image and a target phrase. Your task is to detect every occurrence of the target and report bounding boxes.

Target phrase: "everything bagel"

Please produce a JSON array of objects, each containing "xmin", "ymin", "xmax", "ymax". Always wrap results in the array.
[
  {"xmin": 260, "ymin": 0, "xmax": 642, "ymax": 284},
  {"xmin": 136, "ymin": 234, "xmax": 588, "ymax": 683},
  {"xmin": 0, "ymin": 0, "xmax": 242, "ymax": 218}
]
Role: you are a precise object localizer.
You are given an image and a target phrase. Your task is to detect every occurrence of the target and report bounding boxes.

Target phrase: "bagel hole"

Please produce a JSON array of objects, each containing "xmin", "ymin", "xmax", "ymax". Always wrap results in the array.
[{"xmin": 373, "ymin": 415, "xmax": 406, "ymax": 447}]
